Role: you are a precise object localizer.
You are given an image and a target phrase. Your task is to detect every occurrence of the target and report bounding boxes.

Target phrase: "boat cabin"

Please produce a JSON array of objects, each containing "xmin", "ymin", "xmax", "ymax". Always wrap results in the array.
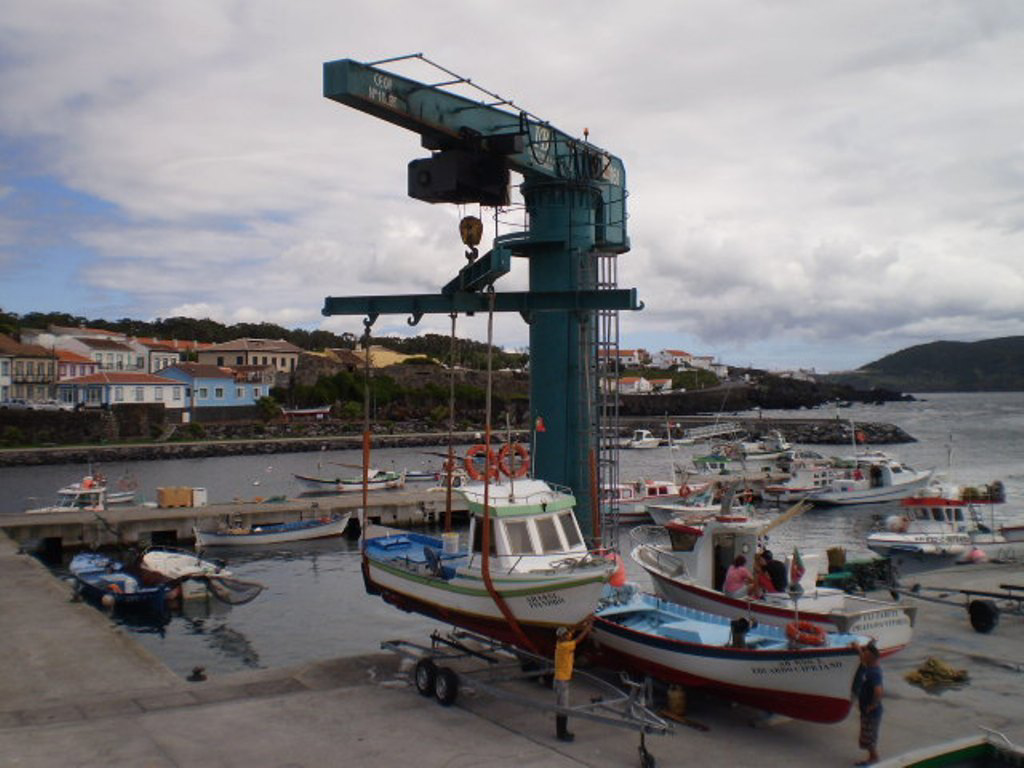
[
  {"xmin": 463, "ymin": 479, "xmax": 590, "ymax": 573},
  {"xmin": 661, "ymin": 517, "xmax": 820, "ymax": 593}
]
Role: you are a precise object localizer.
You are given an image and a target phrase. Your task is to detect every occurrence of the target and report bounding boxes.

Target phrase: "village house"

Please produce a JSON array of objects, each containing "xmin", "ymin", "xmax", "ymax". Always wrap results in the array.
[
  {"xmin": 197, "ymin": 338, "xmax": 302, "ymax": 377},
  {"xmin": 57, "ymin": 372, "xmax": 182, "ymax": 409},
  {"xmin": 652, "ymin": 349, "xmax": 693, "ymax": 369},
  {"xmin": 56, "ymin": 349, "xmax": 101, "ymax": 381},
  {"xmin": 0, "ymin": 334, "xmax": 57, "ymax": 402}
]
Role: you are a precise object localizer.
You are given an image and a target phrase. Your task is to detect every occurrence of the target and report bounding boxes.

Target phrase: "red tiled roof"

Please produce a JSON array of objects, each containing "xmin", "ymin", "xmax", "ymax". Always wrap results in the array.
[
  {"xmin": 202, "ymin": 338, "xmax": 303, "ymax": 354},
  {"xmin": 56, "ymin": 349, "xmax": 95, "ymax": 364},
  {"xmin": 77, "ymin": 338, "xmax": 134, "ymax": 351},
  {"xmin": 0, "ymin": 334, "xmax": 53, "ymax": 358},
  {"xmin": 60, "ymin": 373, "xmax": 180, "ymax": 385}
]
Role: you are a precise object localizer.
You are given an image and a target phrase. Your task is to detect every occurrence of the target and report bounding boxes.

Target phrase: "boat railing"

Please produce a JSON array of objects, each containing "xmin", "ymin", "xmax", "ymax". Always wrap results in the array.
[{"xmin": 460, "ymin": 481, "xmax": 576, "ymax": 506}]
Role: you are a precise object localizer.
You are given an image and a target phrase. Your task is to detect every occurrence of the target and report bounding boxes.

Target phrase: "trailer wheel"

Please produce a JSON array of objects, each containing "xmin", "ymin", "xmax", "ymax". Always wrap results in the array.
[
  {"xmin": 968, "ymin": 599, "xmax": 999, "ymax": 633},
  {"xmin": 414, "ymin": 658, "xmax": 437, "ymax": 697},
  {"xmin": 434, "ymin": 667, "xmax": 459, "ymax": 706}
]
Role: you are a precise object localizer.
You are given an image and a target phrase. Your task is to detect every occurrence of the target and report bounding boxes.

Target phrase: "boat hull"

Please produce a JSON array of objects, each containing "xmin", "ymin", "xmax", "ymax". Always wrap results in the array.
[
  {"xmin": 808, "ymin": 472, "xmax": 933, "ymax": 505},
  {"xmin": 194, "ymin": 514, "xmax": 351, "ymax": 547},
  {"xmin": 592, "ymin": 597, "xmax": 859, "ymax": 724},
  {"xmin": 364, "ymin": 544, "xmax": 609, "ymax": 654}
]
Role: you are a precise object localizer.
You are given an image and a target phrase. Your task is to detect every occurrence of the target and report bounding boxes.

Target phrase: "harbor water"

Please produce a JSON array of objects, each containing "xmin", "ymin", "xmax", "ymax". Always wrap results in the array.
[{"xmin": 1, "ymin": 391, "xmax": 1022, "ymax": 677}]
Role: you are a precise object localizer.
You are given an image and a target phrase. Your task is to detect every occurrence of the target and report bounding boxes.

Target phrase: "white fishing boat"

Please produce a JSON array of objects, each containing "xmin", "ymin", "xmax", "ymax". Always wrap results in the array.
[
  {"xmin": 804, "ymin": 451, "xmax": 934, "ymax": 506},
  {"xmin": 592, "ymin": 585, "xmax": 864, "ymax": 724},
  {"xmin": 362, "ymin": 477, "xmax": 613, "ymax": 654},
  {"xmin": 630, "ymin": 513, "xmax": 916, "ymax": 656},
  {"xmin": 601, "ymin": 478, "xmax": 699, "ymax": 524},
  {"xmin": 25, "ymin": 473, "xmax": 135, "ymax": 514},
  {"xmin": 645, "ymin": 484, "xmax": 756, "ymax": 527},
  {"xmin": 293, "ymin": 468, "xmax": 405, "ymax": 492},
  {"xmin": 763, "ymin": 461, "xmax": 838, "ymax": 503},
  {"xmin": 194, "ymin": 512, "xmax": 352, "ymax": 547},
  {"xmin": 621, "ymin": 429, "xmax": 661, "ymax": 449},
  {"xmin": 867, "ymin": 485, "xmax": 1024, "ymax": 574}
]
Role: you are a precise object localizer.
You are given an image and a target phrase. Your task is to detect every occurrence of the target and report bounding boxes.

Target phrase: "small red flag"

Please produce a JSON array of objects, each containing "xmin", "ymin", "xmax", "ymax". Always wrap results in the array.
[
  {"xmin": 855, "ymin": 430, "xmax": 867, "ymax": 444},
  {"xmin": 535, "ymin": 416, "xmax": 546, "ymax": 433}
]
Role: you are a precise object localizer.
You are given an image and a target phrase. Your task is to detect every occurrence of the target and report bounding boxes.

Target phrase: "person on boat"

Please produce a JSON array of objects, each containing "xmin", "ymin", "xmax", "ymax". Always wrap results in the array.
[
  {"xmin": 722, "ymin": 555, "xmax": 754, "ymax": 598},
  {"xmin": 553, "ymin": 623, "xmax": 590, "ymax": 743},
  {"xmin": 762, "ymin": 549, "xmax": 788, "ymax": 592},
  {"xmin": 853, "ymin": 641, "xmax": 884, "ymax": 766},
  {"xmin": 752, "ymin": 553, "xmax": 775, "ymax": 598}
]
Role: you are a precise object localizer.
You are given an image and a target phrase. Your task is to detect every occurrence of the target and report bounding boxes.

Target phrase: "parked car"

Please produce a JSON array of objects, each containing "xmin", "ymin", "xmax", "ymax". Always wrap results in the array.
[
  {"xmin": 35, "ymin": 400, "xmax": 75, "ymax": 412},
  {"xmin": 0, "ymin": 398, "xmax": 33, "ymax": 410}
]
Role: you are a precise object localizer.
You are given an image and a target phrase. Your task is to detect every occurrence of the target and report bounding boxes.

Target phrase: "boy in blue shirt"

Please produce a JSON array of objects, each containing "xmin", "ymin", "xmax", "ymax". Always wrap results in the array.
[{"xmin": 854, "ymin": 641, "xmax": 884, "ymax": 765}]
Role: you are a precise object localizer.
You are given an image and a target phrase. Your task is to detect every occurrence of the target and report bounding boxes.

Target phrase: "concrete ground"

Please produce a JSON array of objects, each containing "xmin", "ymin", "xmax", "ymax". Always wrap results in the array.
[{"xmin": 1, "ymin": 532, "xmax": 1022, "ymax": 767}]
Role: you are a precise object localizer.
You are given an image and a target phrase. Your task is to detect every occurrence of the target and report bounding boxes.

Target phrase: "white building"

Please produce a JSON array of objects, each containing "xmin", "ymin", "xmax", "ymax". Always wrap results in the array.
[
  {"xmin": 652, "ymin": 349, "xmax": 692, "ymax": 369},
  {"xmin": 57, "ymin": 372, "xmax": 183, "ymax": 409}
]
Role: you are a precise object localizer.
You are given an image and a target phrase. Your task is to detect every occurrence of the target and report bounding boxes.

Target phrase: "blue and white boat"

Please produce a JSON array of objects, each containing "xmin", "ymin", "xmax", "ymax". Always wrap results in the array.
[
  {"xmin": 69, "ymin": 552, "xmax": 168, "ymax": 613},
  {"xmin": 592, "ymin": 585, "xmax": 865, "ymax": 724},
  {"xmin": 193, "ymin": 512, "xmax": 352, "ymax": 547}
]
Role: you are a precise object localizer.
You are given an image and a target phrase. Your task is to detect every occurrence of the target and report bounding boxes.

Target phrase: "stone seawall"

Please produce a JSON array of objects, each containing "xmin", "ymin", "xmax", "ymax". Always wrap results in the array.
[{"xmin": 0, "ymin": 417, "xmax": 914, "ymax": 467}]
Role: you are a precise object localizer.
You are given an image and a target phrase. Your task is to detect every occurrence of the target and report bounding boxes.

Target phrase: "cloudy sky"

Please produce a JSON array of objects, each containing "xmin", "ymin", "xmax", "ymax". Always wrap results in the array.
[{"xmin": 2, "ymin": 1, "xmax": 1022, "ymax": 372}]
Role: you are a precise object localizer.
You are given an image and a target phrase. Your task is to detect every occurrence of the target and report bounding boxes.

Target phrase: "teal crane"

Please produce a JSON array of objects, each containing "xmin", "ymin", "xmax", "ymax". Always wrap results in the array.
[{"xmin": 321, "ymin": 55, "xmax": 641, "ymax": 537}]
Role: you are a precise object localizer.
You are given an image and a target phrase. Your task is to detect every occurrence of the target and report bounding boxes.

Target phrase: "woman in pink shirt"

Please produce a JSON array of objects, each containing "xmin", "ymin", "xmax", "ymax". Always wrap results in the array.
[{"xmin": 722, "ymin": 555, "xmax": 753, "ymax": 597}]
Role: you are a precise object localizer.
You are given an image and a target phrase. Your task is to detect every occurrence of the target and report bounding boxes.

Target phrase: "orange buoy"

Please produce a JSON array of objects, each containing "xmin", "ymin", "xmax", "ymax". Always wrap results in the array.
[{"xmin": 607, "ymin": 553, "xmax": 627, "ymax": 587}]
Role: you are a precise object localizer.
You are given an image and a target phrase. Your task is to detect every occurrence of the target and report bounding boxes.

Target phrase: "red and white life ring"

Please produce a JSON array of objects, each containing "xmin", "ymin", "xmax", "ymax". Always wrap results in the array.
[
  {"xmin": 786, "ymin": 620, "xmax": 827, "ymax": 646},
  {"xmin": 497, "ymin": 443, "xmax": 530, "ymax": 478},
  {"xmin": 464, "ymin": 444, "xmax": 499, "ymax": 482}
]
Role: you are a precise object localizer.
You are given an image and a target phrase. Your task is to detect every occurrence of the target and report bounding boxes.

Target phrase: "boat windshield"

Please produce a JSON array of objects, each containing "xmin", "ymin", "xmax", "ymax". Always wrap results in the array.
[
  {"xmin": 504, "ymin": 520, "xmax": 534, "ymax": 554},
  {"xmin": 56, "ymin": 491, "xmax": 101, "ymax": 509},
  {"xmin": 668, "ymin": 529, "xmax": 700, "ymax": 552},
  {"xmin": 535, "ymin": 517, "xmax": 563, "ymax": 553},
  {"xmin": 557, "ymin": 512, "xmax": 583, "ymax": 548}
]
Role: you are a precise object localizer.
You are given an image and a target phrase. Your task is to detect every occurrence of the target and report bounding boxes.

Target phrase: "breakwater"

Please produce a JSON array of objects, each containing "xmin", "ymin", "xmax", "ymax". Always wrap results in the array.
[{"xmin": 0, "ymin": 416, "xmax": 914, "ymax": 467}]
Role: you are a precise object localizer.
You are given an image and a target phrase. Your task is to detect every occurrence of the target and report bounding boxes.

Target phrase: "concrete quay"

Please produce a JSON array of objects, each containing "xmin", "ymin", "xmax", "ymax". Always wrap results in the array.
[
  {"xmin": 1, "ymin": 530, "xmax": 1022, "ymax": 767},
  {"xmin": 0, "ymin": 488, "xmax": 468, "ymax": 551}
]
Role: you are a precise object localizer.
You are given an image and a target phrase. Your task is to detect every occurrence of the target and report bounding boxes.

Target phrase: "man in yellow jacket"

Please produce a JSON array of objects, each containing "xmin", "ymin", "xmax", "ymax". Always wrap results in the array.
[{"xmin": 554, "ymin": 623, "xmax": 590, "ymax": 742}]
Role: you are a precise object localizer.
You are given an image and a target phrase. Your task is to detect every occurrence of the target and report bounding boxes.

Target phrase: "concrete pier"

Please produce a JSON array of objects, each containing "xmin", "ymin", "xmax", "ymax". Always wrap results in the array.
[
  {"xmin": 1, "ymin": 531, "xmax": 1022, "ymax": 766},
  {"xmin": 0, "ymin": 488, "xmax": 468, "ymax": 551}
]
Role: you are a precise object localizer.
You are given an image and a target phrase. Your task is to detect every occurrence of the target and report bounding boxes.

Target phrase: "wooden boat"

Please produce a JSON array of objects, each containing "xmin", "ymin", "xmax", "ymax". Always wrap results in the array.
[
  {"xmin": 25, "ymin": 473, "xmax": 135, "ymax": 514},
  {"xmin": 69, "ymin": 552, "xmax": 168, "ymax": 613},
  {"xmin": 591, "ymin": 586, "xmax": 863, "ymax": 724},
  {"xmin": 631, "ymin": 514, "xmax": 915, "ymax": 656},
  {"xmin": 194, "ymin": 512, "xmax": 352, "ymax": 547},
  {"xmin": 293, "ymin": 469, "xmax": 405, "ymax": 492},
  {"xmin": 362, "ymin": 477, "xmax": 613, "ymax": 654}
]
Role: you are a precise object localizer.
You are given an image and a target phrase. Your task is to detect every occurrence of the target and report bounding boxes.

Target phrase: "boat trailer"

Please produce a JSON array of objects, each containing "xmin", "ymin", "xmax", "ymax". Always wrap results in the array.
[
  {"xmin": 891, "ymin": 582, "xmax": 1024, "ymax": 633},
  {"xmin": 383, "ymin": 629, "xmax": 671, "ymax": 767}
]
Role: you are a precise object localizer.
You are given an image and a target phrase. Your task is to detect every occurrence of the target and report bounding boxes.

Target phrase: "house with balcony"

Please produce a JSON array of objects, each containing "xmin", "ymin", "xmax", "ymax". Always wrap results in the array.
[
  {"xmin": 197, "ymin": 338, "xmax": 302, "ymax": 376},
  {"xmin": 54, "ymin": 336, "xmax": 136, "ymax": 372},
  {"xmin": 56, "ymin": 372, "xmax": 183, "ymax": 409},
  {"xmin": 126, "ymin": 339, "xmax": 181, "ymax": 373},
  {"xmin": 56, "ymin": 349, "xmax": 101, "ymax": 381},
  {"xmin": 0, "ymin": 334, "xmax": 57, "ymax": 402},
  {"xmin": 597, "ymin": 348, "xmax": 649, "ymax": 369}
]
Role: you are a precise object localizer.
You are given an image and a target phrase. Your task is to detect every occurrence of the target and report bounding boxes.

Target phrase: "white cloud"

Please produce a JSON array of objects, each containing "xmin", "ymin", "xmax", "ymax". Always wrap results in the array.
[{"xmin": 2, "ymin": 1, "xmax": 1024, "ymax": 371}]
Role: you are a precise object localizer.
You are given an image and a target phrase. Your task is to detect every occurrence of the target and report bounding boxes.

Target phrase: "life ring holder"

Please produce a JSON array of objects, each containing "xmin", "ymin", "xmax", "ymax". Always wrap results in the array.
[
  {"xmin": 786, "ymin": 620, "xmax": 827, "ymax": 646},
  {"xmin": 464, "ymin": 444, "xmax": 499, "ymax": 482},
  {"xmin": 497, "ymin": 443, "xmax": 530, "ymax": 478}
]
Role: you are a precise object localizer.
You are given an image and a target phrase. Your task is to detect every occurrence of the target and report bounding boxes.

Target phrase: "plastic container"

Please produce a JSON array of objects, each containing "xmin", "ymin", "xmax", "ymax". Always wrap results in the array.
[{"xmin": 191, "ymin": 487, "xmax": 208, "ymax": 507}]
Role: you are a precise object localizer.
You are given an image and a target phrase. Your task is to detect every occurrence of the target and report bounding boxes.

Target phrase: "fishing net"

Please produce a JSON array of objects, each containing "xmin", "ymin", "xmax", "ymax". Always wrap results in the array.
[{"xmin": 204, "ymin": 576, "xmax": 265, "ymax": 605}]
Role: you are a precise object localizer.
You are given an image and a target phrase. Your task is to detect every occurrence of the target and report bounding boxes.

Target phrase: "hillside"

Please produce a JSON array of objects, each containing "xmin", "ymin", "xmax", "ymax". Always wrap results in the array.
[{"xmin": 825, "ymin": 336, "xmax": 1024, "ymax": 392}]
